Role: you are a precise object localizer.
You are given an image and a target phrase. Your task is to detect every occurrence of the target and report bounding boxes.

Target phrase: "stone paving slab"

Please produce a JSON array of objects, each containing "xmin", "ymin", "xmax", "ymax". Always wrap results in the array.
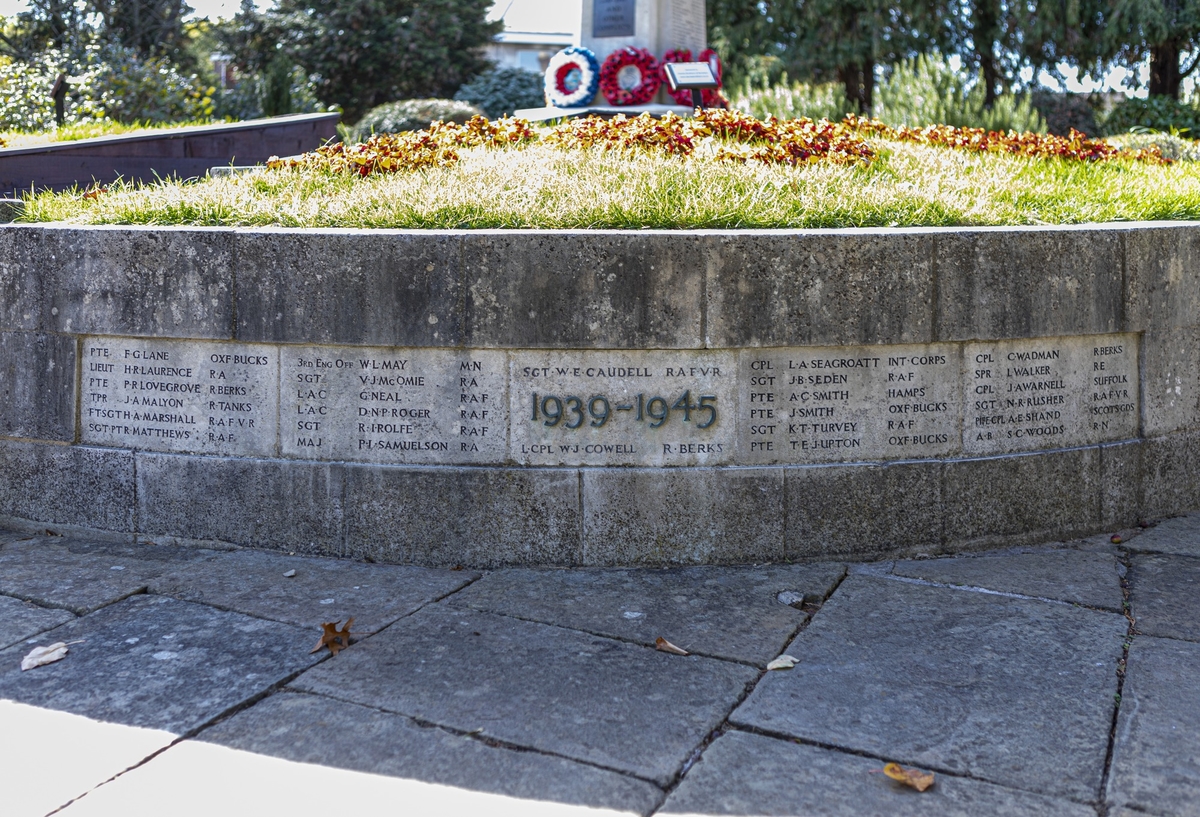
[
  {"xmin": 1, "ymin": 698, "xmax": 176, "ymax": 817},
  {"xmin": 0, "ymin": 525, "xmax": 34, "ymax": 546},
  {"xmin": 1129, "ymin": 554, "xmax": 1200, "ymax": 641},
  {"xmin": 149, "ymin": 550, "xmax": 479, "ymax": 634},
  {"xmin": 0, "ymin": 593, "xmax": 74, "ymax": 650},
  {"xmin": 0, "ymin": 536, "xmax": 215, "ymax": 614},
  {"xmin": 730, "ymin": 576, "xmax": 1127, "ymax": 801},
  {"xmin": 661, "ymin": 730, "xmax": 1095, "ymax": 817},
  {"xmin": 447, "ymin": 564, "xmax": 845, "ymax": 666},
  {"xmin": 1125, "ymin": 513, "xmax": 1200, "ymax": 557},
  {"xmin": 1108, "ymin": 636, "xmax": 1200, "ymax": 816},
  {"xmin": 290, "ymin": 605, "xmax": 758, "ymax": 786},
  {"xmin": 891, "ymin": 549, "xmax": 1123, "ymax": 611},
  {"xmin": 199, "ymin": 691, "xmax": 663, "ymax": 814},
  {"xmin": 56, "ymin": 738, "xmax": 647, "ymax": 817},
  {"xmin": 0, "ymin": 595, "xmax": 320, "ymax": 734}
]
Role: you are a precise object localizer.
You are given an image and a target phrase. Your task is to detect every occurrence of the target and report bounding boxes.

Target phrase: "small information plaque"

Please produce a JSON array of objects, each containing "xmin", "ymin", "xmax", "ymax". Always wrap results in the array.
[
  {"xmin": 664, "ymin": 62, "xmax": 718, "ymax": 91},
  {"xmin": 593, "ymin": 0, "xmax": 636, "ymax": 38}
]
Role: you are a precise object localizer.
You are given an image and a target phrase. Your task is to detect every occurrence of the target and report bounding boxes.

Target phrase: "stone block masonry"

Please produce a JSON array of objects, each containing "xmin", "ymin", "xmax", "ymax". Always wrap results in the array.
[{"xmin": 0, "ymin": 223, "xmax": 1196, "ymax": 566}]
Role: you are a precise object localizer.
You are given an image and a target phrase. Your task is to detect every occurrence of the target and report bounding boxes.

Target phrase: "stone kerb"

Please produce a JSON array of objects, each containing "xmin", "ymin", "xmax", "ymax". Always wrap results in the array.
[{"xmin": 0, "ymin": 222, "xmax": 1196, "ymax": 566}]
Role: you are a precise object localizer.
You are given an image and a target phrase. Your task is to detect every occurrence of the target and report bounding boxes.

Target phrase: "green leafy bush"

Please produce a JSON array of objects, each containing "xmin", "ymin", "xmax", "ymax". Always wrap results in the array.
[
  {"xmin": 350, "ymin": 98, "xmax": 483, "ymax": 141},
  {"xmin": 453, "ymin": 67, "xmax": 545, "ymax": 117},
  {"xmin": 0, "ymin": 51, "xmax": 105, "ymax": 131},
  {"xmin": 90, "ymin": 46, "xmax": 215, "ymax": 123},
  {"xmin": 0, "ymin": 46, "xmax": 214, "ymax": 132},
  {"xmin": 729, "ymin": 75, "xmax": 854, "ymax": 121},
  {"xmin": 875, "ymin": 54, "xmax": 1045, "ymax": 133},
  {"xmin": 1097, "ymin": 96, "xmax": 1200, "ymax": 137},
  {"xmin": 214, "ymin": 60, "xmax": 328, "ymax": 121}
]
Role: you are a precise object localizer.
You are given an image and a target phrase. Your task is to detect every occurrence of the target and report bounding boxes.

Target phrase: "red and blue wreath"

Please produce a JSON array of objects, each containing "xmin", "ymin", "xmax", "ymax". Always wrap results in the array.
[
  {"xmin": 599, "ymin": 47, "xmax": 661, "ymax": 106},
  {"xmin": 545, "ymin": 47, "xmax": 601, "ymax": 108}
]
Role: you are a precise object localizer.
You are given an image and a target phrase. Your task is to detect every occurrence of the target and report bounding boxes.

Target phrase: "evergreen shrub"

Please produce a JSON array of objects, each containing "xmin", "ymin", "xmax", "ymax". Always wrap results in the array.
[
  {"xmin": 454, "ymin": 67, "xmax": 545, "ymax": 117},
  {"xmin": 350, "ymin": 98, "xmax": 483, "ymax": 141},
  {"xmin": 876, "ymin": 54, "xmax": 1045, "ymax": 133}
]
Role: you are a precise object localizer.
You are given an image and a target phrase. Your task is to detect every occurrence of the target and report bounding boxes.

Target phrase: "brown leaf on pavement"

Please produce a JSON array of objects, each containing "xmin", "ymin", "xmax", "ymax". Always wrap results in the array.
[
  {"xmin": 766, "ymin": 654, "xmax": 798, "ymax": 670},
  {"xmin": 21, "ymin": 642, "xmax": 71, "ymax": 671},
  {"xmin": 655, "ymin": 637, "xmax": 689, "ymax": 656},
  {"xmin": 311, "ymin": 618, "xmax": 355, "ymax": 656},
  {"xmin": 881, "ymin": 762, "xmax": 935, "ymax": 791}
]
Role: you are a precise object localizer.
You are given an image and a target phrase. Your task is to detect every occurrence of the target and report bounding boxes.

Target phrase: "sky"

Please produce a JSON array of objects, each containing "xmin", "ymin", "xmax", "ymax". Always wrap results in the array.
[{"xmin": 0, "ymin": 0, "xmax": 1156, "ymax": 96}]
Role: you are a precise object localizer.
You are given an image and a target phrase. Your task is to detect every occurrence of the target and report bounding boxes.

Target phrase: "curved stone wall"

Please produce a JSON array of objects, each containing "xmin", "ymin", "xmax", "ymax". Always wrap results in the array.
[{"xmin": 0, "ymin": 223, "xmax": 1196, "ymax": 566}]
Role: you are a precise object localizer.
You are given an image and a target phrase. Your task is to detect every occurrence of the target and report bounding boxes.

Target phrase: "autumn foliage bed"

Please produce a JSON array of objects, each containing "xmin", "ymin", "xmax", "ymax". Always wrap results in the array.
[{"xmin": 17, "ymin": 110, "xmax": 1200, "ymax": 229}]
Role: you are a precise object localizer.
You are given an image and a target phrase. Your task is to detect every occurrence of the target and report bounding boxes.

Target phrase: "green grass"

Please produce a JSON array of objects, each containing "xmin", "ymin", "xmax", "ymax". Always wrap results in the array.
[
  {"xmin": 18, "ymin": 139, "xmax": 1200, "ymax": 228},
  {"xmin": 1, "ymin": 119, "xmax": 215, "ymax": 149}
]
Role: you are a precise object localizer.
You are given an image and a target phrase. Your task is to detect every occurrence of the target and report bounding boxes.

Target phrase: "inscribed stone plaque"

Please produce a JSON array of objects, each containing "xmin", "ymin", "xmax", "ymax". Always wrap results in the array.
[
  {"xmin": 736, "ymin": 344, "xmax": 961, "ymax": 464},
  {"xmin": 279, "ymin": 345, "xmax": 506, "ymax": 464},
  {"xmin": 81, "ymin": 338, "xmax": 278, "ymax": 456},
  {"xmin": 593, "ymin": 0, "xmax": 637, "ymax": 37},
  {"xmin": 962, "ymin": 334, "xmax": 1138, "ymax": 455},
  {"xmin": 510, "ymin": 351, "xmax": 735, "ymax": 466}
]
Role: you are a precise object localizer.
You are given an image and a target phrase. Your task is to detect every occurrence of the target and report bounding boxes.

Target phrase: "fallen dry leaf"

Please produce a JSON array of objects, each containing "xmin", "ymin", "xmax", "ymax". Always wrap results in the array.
[
  {"xmin": 21, "ymin": 642, "xmax": 72, "ymax": 671},
  {"xmin": 311, "ymin": 618, "xmax": 355, "ymax": 656},
  {"xmin": 881, "ymin": 762, "xmax": 935, "ymax": 792},
  {"xmin": 766, "ymin": 654, "xmax": 798, "ymax": 670},
  {"xmin": 655, "ymin": 637, "xmax": 688, "ymax": 656}
]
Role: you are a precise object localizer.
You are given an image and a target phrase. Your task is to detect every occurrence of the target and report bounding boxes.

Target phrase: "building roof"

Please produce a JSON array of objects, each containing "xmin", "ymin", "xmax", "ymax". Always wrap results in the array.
[
  {"xmin": 495, "ymin": 30, "xmax": 574, "ymax": 46},
  {"xmin": 489, "ymin": 0, "xmax": 580, "ymax": 38}
]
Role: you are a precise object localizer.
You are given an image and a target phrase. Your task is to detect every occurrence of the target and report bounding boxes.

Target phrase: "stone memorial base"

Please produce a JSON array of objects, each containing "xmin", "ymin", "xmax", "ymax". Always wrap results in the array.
[
  {"xmin": 514, "ymin": 104, "xmax": 694, "ymax": 122},
  {"xmin": 0, "ymin": 224, "xmax": 1196, "ymax": 566}
]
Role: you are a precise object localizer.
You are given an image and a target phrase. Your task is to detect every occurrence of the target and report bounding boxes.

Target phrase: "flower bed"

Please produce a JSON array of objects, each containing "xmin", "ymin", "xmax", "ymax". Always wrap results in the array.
[{"xmin": 268, "ymin": 110, "xmax": 1167, "ymax": 179}]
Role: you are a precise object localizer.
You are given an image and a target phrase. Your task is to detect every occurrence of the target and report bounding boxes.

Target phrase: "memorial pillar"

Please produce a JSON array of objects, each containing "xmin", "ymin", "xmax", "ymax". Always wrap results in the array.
[{"xmin": 580, "ymin": 0, "xmax": 707, "ymax": 62}]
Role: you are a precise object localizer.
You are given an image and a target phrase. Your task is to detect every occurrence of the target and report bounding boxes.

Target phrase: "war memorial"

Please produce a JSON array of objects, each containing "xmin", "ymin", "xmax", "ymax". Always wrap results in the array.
[
  {"xmin": 0, "ymin": 215, "xmax": 1195, "ymax": 567},
  {"xmin": 0, "ymin": 2, "xmax": 1194, "ymax": 571},
  {"xmin": 3, "ymin": 2, "xmax": 1200, "ymax": 816}
]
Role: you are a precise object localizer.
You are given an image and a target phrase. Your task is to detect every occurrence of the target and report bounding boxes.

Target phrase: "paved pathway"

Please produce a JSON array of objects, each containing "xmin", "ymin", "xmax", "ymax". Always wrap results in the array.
[{"xmin": 1, "ymin": 516, "xmax": 1198, "ymax": 816}]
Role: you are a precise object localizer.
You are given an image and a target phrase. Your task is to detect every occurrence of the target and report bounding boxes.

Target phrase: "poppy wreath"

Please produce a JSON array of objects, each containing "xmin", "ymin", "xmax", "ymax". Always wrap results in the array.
[
  {"xmin": 659, "ymin": 48, "xmax": 694, "ymax": 106},
  {"xmin": 599, "ymin": 46, "xmax": 661, "ymax": 106},
  {"xmin": 697, "ymin": 48, "xmax": 728, "ymax": 108},
  {"xmin": 545, "ymin": 47, "xmax": 601, "ymax": 108}
]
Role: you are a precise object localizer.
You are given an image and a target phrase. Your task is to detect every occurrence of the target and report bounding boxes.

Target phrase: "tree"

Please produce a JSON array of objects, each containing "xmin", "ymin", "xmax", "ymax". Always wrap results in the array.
[
  {"xmin": 262, "ymin": 0, "xmax": 501, "ymax": 123},
  {"xmin": 708, "ymin": 0, "xmax": 947, "ymax": 112},
  {"xmin": 1098, "ymin": 0, "xmax": 1200, "ymax": 99},
  {"xmin": 90, "ymin": 0, "xmax": 193, "ymax": 62},
  {"xmin": 0, "ymin": 0, "xmax": 96, "ymax": 60}
]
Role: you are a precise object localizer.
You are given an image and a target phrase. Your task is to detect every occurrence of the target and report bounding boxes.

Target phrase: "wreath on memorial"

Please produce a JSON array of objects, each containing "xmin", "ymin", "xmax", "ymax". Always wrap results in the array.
[
  {"xmin": 545, "ymin": 47, "xmax": 601, "ymax": 108},
  {"xmin": 599, "ymin": 47, "xmax": 661, "ymax": 106}
]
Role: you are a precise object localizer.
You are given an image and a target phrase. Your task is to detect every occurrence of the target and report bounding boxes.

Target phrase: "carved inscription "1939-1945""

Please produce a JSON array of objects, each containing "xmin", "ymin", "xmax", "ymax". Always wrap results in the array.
[{"xmin": 77, "ymin": 333, "xmax": 1140, "ymax": 467}]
